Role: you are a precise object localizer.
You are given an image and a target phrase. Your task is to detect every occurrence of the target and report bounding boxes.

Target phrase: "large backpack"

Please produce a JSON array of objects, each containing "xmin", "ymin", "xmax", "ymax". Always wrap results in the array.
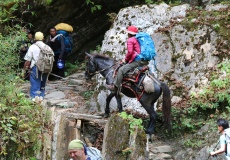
[
  {"xmin": 34, "ymin": 43, "xmax": 54, "ymax": 74},
  {"xmin": 56, "ymin": 30, "xmax": 73, "ymax": 54},
  {"xmin": 135, "ymin": 32, "xmax": 156, "ymax": 61},
  {"xmin": 225, "ymin": 128, "xmax": 230, "ymax": 157}
]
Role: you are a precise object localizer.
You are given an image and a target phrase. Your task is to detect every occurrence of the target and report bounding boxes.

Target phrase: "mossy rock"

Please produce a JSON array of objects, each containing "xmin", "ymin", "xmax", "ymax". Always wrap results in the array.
[{"xmin": 102, "ymin": 114, "xmax": 147, "ymax": 160}]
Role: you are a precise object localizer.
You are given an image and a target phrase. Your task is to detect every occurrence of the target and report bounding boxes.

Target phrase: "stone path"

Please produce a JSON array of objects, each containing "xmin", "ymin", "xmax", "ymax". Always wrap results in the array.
[{"xmin": 21, "ymin": 72, "xmax": 174, "ymax": 160}]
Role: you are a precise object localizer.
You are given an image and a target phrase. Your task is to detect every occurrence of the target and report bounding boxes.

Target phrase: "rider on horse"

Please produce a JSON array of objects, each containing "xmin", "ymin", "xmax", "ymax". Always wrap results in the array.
[{"xmin": 107, "ymin": 26, "xmax": 149, "ymax": 91}]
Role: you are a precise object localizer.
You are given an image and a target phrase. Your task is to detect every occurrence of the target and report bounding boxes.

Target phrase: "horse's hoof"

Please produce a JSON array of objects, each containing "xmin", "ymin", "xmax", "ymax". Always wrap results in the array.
[{"xmin": 103, "ymin": 114, "xmax": 110, "ymax": 118}]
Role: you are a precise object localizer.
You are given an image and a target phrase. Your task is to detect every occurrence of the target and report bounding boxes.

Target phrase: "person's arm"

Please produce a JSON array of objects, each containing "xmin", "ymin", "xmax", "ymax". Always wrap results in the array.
[
  {"xmin": 23, "ymin": 61, "xmax": 30, "ymax": 70},
  {"xmin": 210, "ymin": 143, "xmax": 226, "ymax": 155},
  {"xmin": 210, "ymin": 135, "xmax": 226, "ymax": 156},
  {"xmin": 59, "ymin": 36, "xmax": 65, "ymax": 59},
  {"xmin": 125, "ymin": 38, "xmax": 134, "ymax": 63},
  {"xmin": 23, "ymin": 45, "xmax": 33, "ymax": 69}
]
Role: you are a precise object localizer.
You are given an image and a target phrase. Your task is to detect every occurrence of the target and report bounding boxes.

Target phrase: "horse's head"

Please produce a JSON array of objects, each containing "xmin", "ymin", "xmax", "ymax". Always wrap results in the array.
[{"xmin": 85, "ymin": 52, "xmax": 96, "ymax": 80}]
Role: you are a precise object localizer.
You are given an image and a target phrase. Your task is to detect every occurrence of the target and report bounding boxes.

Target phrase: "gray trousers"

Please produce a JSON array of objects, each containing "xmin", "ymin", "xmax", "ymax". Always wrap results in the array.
[{"xmin": 114, "ymin": 60, "xmax": 148, "ymax": 87}]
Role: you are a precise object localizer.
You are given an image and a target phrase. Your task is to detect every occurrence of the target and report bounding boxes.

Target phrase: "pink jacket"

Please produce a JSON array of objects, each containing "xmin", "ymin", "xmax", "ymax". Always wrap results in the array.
[{"xmin": 125, "ymin": 37, "xmax": 141, "ymax": 63}]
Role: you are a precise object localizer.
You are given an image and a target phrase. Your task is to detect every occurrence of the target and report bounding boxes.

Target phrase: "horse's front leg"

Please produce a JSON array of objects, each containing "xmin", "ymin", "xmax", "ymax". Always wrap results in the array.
[
  {"xmin": 104, "ymin": 92, "xmax": 115, "ymax": 118},
  {"xmin": 115, "ymin": 93, "xmax": 123, "ymax": 112}
]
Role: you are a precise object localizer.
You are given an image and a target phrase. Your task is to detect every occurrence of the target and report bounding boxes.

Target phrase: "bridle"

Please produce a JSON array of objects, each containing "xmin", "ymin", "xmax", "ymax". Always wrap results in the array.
[{"xmin": 85, "ymin": 57, "xmax": 119, "ymax": 77}]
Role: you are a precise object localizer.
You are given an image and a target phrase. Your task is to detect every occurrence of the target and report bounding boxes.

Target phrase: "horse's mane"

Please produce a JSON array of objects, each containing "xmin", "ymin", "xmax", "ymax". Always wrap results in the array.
[{"xmin": 93, "ymin": 53, "xmax": 114, "ymax": 61}]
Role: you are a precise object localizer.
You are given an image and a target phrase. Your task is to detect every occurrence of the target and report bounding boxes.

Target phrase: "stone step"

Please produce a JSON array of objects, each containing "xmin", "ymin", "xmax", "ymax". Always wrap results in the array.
[
  {"xmin": 57, "ymin": 86, "xmax": 75, "ymax": 91},
  {"xmin": 69, "ymin": 79, "xmax": 85, "ymax": 85},
  {"xmin": 56, "ymin": 101, "xmax": 77, "ymax": 108},
  {"xmin": 67, "ymin": 72, "xmax": 85, "ymax": 80},
  {"xmin": 152, "ymin": 145, "xmax": 173, "ymax": 153},
  {"xmin": 149, "ymin": 153, "xmax": 172, "ymax": 160},
  {"xmin": 47, "ymin": 99, "xmax": 71, "ymax": 106},
  {"xmin": 45, "ymin": 91, "xmax": 66, "ymax": 100},
  {"xmin": 74, "ymin": 85, "xmax": 88, "ymax": 92}
]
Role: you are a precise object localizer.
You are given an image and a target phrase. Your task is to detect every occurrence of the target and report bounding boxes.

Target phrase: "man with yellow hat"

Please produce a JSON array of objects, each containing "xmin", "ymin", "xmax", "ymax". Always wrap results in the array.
[
  {"xmin": 68, "ymin": 139, "xmax": 90, "ymax": 160},
  {"xmin": 23, "ymin": 31, "xmax": 53, "ymax": 99}
]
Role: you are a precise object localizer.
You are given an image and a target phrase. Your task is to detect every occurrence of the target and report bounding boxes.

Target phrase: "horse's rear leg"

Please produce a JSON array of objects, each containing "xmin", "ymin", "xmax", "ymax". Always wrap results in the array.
[
  {"xmin": 146, "ymin": 110, "xmax": 158, "ymax": 135},
  {"xmin": 105, "ymin": 92, "xmax": 115, "ymax": 118},
  {"xmin": 140, "ymin": 94, "xmax": 160, "ymax": 135}
]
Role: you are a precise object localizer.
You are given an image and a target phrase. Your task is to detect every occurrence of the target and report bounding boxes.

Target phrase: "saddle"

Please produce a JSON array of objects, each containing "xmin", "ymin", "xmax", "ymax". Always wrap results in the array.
[
  {"xmin": 114, "ymin": 65, "xmax": 149, "ymax": 82},
  {"xmin": 114, "ymin": 65, "xmax": 154, "ymax": 100}
]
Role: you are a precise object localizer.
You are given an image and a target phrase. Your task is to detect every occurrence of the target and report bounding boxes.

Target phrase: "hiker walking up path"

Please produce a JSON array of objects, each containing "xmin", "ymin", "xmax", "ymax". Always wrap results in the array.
[{"xmin": 23, "ymin": 31, "xmax": 54, "ymax": 99}]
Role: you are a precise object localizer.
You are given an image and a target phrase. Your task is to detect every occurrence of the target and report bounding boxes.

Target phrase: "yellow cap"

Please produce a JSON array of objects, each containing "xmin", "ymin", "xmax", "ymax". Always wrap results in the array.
[{"xmin": 35, "ymin": 32, "xmax": 44, "ymax": 41}]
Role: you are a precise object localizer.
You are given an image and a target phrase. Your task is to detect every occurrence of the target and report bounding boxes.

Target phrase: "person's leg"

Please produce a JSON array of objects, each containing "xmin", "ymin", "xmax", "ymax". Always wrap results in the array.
[
  {"xmin": 30, "ymin": 66, "xmax": 41, "ymax": 98},
  {"xmin": 114, "ymin": 61, "xmax": 146, "ymax": 87},
  {"xmin": 40, "ymin": 73, "xmax": 48, "ymax": 98},
  {"xmin": 114, "ymin": 65, "xmax": 126, "ymax": 88}
]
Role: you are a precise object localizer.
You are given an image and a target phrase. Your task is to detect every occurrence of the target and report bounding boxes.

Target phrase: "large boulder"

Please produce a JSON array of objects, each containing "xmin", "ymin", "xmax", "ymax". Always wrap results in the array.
[
  {"xmin": 102, "ymin": 114, "xmax": 147, "ymax": 160},
  {"xmin": 93, "ymin": 3, "xmax": 229, "ymax": 114}
]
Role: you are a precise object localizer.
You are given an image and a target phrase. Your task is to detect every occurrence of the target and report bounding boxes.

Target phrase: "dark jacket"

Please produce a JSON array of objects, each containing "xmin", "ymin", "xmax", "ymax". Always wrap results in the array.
[{"xmin": 47, "ymin": 35, "xmax": 65, "ymax": 59}]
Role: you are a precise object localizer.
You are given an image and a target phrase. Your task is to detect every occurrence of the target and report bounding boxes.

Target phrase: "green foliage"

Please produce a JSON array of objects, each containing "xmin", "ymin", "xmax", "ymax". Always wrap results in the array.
[
  {"xmin": 85, "ymin": 0, "xmax": 102, "ymax": 13},
  {"xmin": 181, "ymin": 6, "xmax": 230, "ymax": 42},
  {"xmin": 42, "ymin": 0, "xmax": 52, "ymax": 5},
  {"xmin": 0, "ymin": 25, "xmax": 49, "ymax": 158},
  {"xmin": 190, "ymin": 60, "xmax": 230, "ymax": 111},
  {"xmin": 119, "ymin": 112, "xmax": 143, "ymax": 134},
  {"xmin": 82, "ymin": 90, "xmax": 95, "ymax": 99},
  {"xmin": 0, "ymin": 25, "xmax": 26, "ymax": 82},
  {"xmin": 145, "ymin": 0, "xmax": 154, "ymax": 4},
  {"xmin": 170, "ymin": 60, "xmax": 230, "ymax": 137},
  {"xmin": 183, "ymin": 139, "xmax": 203, "ymax": 148},
  {"xmin": 0, "ymin": 3, "xmax": 48, "ymax": 158},
  {"xmin": 0, "ymin": 80, "xmax": 47, "ymax": 159},
  {"xmin": 90, "ymin": 45, "xmax": 102, "ymax": 54},
  {"xmin": 65, "ymin": 61, "xmax": 85, "ymax": 76}
]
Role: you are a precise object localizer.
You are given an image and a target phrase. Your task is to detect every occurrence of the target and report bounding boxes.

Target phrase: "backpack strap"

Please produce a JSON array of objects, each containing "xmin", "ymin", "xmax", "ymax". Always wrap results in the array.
[
  {"xmin": 50, "ymin": 34, "xmax": 63, "ymax": 42},
  {"xmin": 32, "ymin": 43, "xmax": 42, "ymax": 79},
  {"xmin": 33, "ymin": 42, "xmax": 48, "ymax": 81},
  {"xmin": 225, "ymin": 129, "xmax": 230, "ymax": 157}
]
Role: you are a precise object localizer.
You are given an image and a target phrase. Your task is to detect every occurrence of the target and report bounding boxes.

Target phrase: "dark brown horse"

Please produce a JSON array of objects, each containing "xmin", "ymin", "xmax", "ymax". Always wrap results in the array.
[{"xmin": 85, "ymin": 53, "xmax": 171, "ymax": 135}]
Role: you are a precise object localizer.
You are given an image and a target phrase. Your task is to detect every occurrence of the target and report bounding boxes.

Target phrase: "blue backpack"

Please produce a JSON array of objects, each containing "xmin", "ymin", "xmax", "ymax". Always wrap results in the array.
[
  {"xmin": 135, "ymin": 32, "xmax": 156, "ymax": 61},
  {"xmin": 56, "ymin": 30, "xmax": 73, "ymax": 54}
]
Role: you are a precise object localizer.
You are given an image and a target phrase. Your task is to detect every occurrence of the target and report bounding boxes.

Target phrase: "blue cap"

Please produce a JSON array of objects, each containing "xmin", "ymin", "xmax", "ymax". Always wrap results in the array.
[{"xmin": 57, "ymin": 60, "xmax": 64, "ymax": 69}]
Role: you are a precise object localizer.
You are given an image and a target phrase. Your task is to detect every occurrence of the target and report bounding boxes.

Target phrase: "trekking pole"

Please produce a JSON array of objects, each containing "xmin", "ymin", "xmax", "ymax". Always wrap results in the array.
[
  {"xmin": 49, "ymin": 72, "xmax": 68, "ymax": 80},
  {"xmin": 207, "ymin": 140, "xmax": 220, "ymax": 160},
  {"xmin": 25, "ymin": 71, "xmax": 69, "ymax": 81}
]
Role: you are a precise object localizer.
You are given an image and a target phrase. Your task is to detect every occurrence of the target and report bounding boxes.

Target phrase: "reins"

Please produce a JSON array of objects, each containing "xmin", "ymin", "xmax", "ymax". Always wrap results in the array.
[{"xmin": 88, "ymin": 60, "xmax": 120, "ymax": 76}]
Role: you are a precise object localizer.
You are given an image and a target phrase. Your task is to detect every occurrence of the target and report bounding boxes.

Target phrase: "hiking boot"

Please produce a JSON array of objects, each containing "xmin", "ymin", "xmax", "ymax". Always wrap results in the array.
[{"xmin": 107, "ymin": 84, "xmax": 115, "ymax": 91}]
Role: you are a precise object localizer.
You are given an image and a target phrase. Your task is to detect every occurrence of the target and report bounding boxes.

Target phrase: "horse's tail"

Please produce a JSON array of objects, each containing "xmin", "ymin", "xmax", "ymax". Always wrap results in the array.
[{"xmin": 160, "ymin": 82, "xmax": 172, "ymax": 131}]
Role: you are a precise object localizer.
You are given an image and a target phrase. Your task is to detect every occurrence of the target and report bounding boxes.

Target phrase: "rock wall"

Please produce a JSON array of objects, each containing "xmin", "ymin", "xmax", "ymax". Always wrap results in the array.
[{"xmin": 20, "ymin": 0, "xmax": 215, "ymax": 62}]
